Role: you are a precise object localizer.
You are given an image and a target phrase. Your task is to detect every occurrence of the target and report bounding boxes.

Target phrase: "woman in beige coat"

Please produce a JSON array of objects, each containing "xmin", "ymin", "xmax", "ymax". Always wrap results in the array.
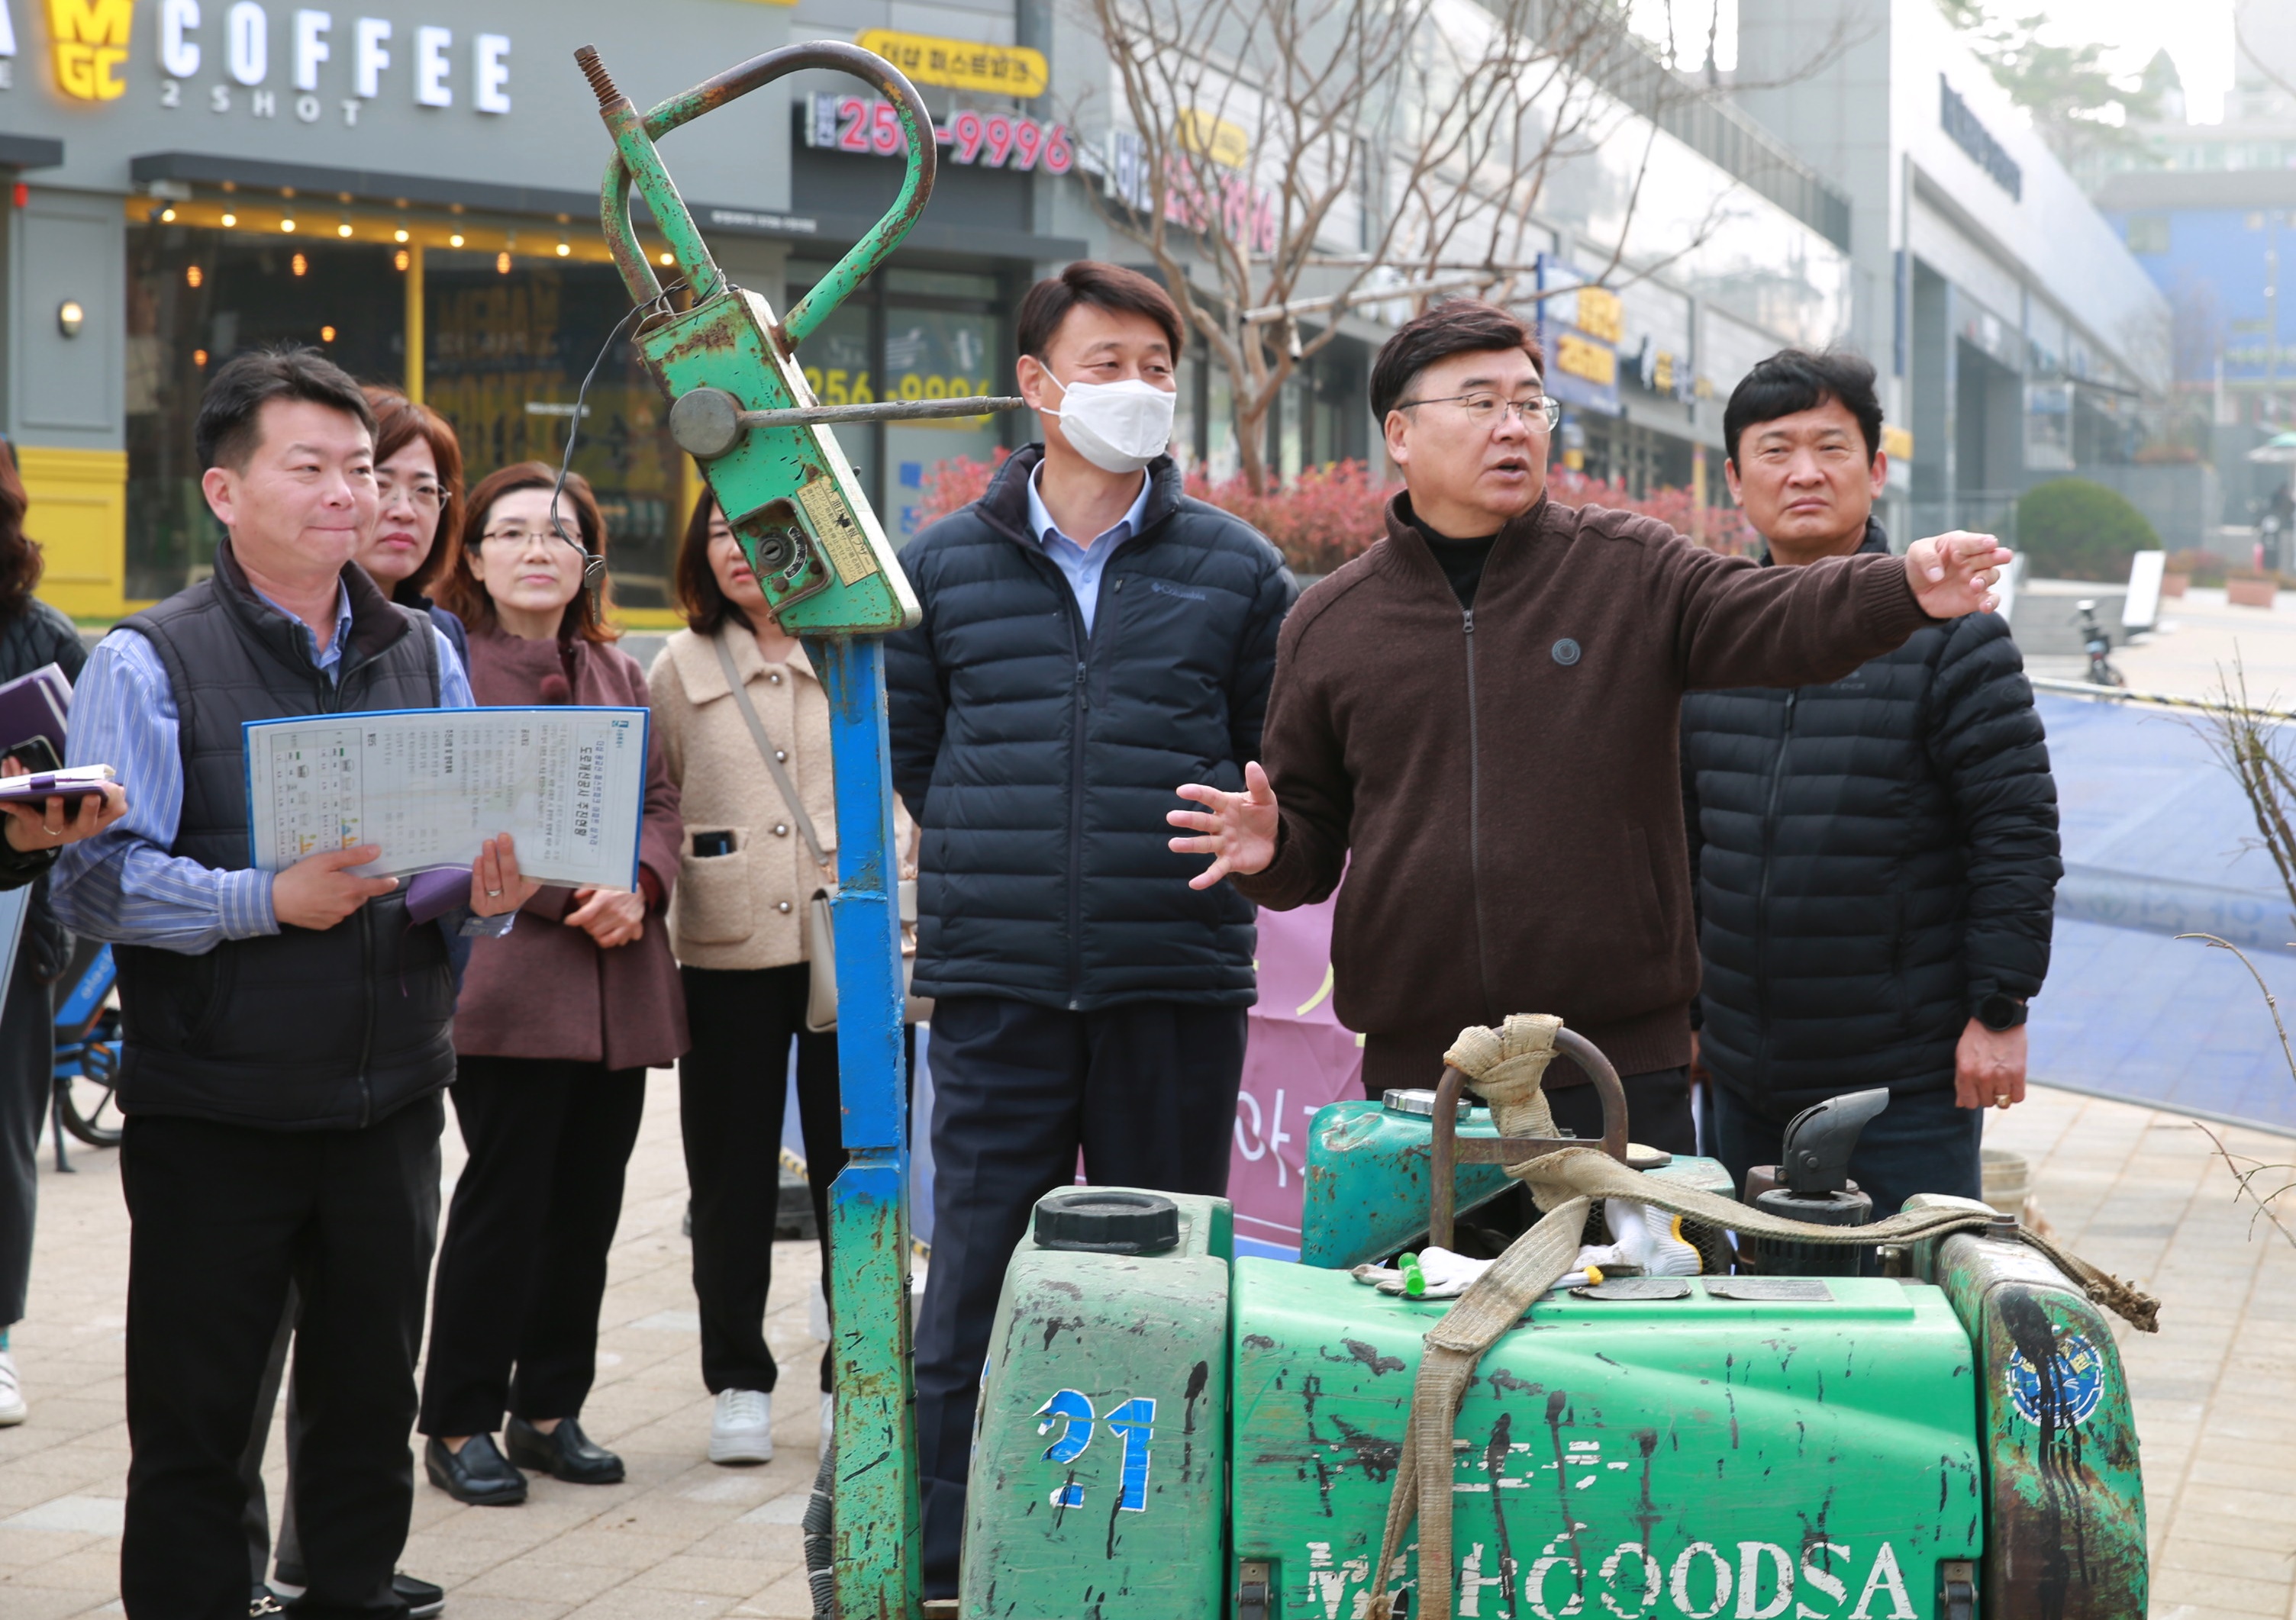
[{"xmin": 650, "ymin": 491, "xmax": 911, "ymax": 1467}]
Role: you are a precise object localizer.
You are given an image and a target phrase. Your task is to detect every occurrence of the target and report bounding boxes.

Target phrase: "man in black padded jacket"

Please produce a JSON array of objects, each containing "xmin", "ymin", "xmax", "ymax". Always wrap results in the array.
[
  {"xmin": 1682, "ymin": 350, "xmax": 2061, "ymax": 1217},
  {"xmin": 886, "ymin": 262, "xmax": 1295, "ymax": 1599}
]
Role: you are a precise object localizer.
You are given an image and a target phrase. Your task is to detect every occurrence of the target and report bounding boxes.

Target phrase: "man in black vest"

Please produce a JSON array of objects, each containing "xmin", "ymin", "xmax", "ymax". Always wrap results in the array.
[
  {"xmin": 53, "ymin": 349, "xmax": 537, "ymax": 1620},
  {"xmin": 1678, "ymin": 350, "xmax": 2061, "ymax": 1217}
]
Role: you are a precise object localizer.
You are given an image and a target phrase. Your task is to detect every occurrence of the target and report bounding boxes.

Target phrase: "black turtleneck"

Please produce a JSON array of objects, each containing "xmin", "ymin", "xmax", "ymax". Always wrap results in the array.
[{"xmin": 1409, "ymin": 517, "xmax": 1500, "ymax": 609}]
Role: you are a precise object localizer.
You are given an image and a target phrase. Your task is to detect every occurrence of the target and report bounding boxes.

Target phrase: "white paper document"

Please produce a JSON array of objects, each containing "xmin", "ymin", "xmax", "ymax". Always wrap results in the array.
[{"xmin": 242, "ymin": 707, "xmax": 650, "ymax": 891}]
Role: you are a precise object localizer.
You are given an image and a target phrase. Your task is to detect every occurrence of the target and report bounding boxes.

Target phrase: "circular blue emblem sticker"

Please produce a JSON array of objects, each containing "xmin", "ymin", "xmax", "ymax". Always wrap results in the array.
[
  {"xmin": 2005, "ymin": 1332, "xmax": 2106, "ymax": 1428},
  {"xmin": 1552, "ymin": 637, "xmax": 1582, "ymax": 666}
]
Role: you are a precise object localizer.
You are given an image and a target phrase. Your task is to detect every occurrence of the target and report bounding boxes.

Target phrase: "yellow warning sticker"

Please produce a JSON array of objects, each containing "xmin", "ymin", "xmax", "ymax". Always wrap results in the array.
[{"xmin": 798, "ymin": 479, "xmax": 876, "ymax": 587}]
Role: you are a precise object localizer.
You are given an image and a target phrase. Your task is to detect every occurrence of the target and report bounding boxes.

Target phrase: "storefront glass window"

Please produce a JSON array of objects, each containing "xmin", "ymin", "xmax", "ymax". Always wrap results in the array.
[
  {"xmin": 792, "ymin": 296, "xmax": 882, "ymax": 520},
  {"xmin": 884, "ymin": 306, "xmax": 1000, "ymax": 539},
  {"xmin": 1279, "ymin": 374, "xmax": 1306, "ymax": 484},
  {"xmin": 424, "ymin": 255, "xmax": 683, "ymax": 608},
  {"xmin": 126, "ymin": 226, "xmax": 403, "ymax": 601},
  {"xmin": 1205, "ymin": 366, "xmax": 1239, "ymax": 481},
  {"xmin": 787, "ymin": 264, "xmax": 1009, "ymax": 534},
  {"xmin": 125, "ymin": 225, "xmax": 686, "ymax": 609}
]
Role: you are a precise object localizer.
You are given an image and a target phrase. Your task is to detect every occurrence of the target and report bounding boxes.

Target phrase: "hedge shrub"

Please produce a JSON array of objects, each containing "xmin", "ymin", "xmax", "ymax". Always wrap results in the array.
[{"xmin": 2015, "ymin": 478, "xmax": 2161, "ymax": 582}]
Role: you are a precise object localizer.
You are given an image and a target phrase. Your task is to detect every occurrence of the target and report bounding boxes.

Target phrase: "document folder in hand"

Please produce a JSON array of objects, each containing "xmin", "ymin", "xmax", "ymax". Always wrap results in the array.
[
  {"xmin": 0, "ymin": 764, "xmax": 112, "ymax": 811},
  {"xmin": 0, "ymin": 662, "xmax": 73, "ymax": 771},
  {"xmin": 243, "ymin": 707, "xmax": 650, "ymax": 892}
]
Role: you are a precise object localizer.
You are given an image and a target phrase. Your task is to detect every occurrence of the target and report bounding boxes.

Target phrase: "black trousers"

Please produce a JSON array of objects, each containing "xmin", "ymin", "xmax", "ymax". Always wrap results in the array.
[
  {"xmin": 679, "ymin": 962, "xmax": 842, "ymax": 1395},
  {"xmin": 0, "ymin": 955, "xmax": 54, "ymax": 1326},
  {"xmin": 913, "ymin": 995, "xmax": 1247, "ymax": 1598},
  {"xmin": 418, "ymin": 1055, "xmax": 646, "ymax": 1438},
  {"xmin": 119, "ymin": 1094, "xmax": 443, "ymax": 1620},
  {"xmin": 238, "ymin": 1288, "xmax": 308, "ymax": 1589}
]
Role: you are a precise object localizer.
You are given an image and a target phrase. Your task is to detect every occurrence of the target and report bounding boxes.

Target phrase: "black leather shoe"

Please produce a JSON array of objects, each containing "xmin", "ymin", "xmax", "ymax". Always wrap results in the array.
[
  {"xmin": 424, "ymin": 1434, "xmax": 527, "ymax": 1505},
  {"xmin": 271, "ymin": 1574, "xmax": 442, "ymax": 1618},
  {"xmin": 505, "ymin": 1414, "xmax": 624, "ymax": 1484}
]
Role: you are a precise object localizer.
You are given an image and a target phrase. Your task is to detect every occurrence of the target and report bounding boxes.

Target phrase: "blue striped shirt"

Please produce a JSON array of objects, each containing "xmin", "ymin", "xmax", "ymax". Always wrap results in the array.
[{"xmin": 52, "ymin": 584, "xmax": 506, "ymax": 955}]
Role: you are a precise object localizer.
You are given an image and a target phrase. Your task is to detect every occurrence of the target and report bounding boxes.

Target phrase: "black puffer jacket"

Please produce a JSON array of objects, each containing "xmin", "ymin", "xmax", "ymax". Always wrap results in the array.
[
  {"xmin": 887, "ymin": 446, "xmax": 1295, "ymax": 1010},
  {"xmin": 1681, "ymin": 523, "xmax": 2060, "ymax": 1113}
]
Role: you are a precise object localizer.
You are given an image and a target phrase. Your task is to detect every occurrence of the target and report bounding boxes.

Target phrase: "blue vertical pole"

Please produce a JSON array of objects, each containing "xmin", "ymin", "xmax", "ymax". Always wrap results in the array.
[{"xmin": 808, "ymin": 633, "xmax": 921, "ymax": 1620}]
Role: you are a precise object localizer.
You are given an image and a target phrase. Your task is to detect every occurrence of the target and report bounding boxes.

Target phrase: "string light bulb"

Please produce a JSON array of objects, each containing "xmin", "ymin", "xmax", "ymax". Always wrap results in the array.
[
  {"xmin": 321, "ymin": 324, "xmax": 337, "ymax": 342},
  {"xmin": 658, "ymin": 250, "xmax": 673, "ymax": 266},
  {"xmin": 280, "ymin": 217, "xmax": 296, "ymax": 233},
  {"xmin": 185, "ymin": 265, "xmax": 203, "ymax": 288},
  {"xmin": 221, "ymin": 211, "xmax": 237, "ymax": 227},
  {"xmin": 292, "ymin": 253, "xmax": 308, "ymax": 276},
  {"xmin": 337, "ymin": 218, "xmax": 353, "ymax": 239},
  {"xmin": 160, "ymin": 206, "xmax": 177, "ymax": 223},
  {"xmin": 556, "ymin": 241, "xmax": 570, "ymax": 257},
  {"xmin": 394, "ymin": 227, "xmax": 409, "ymax": 243},
  {"xmin": 449, "ymin": 233, "xmax": 464, "ymax": 247},
  {"xmin": 394, "ymin": 248, "xmax": 410, "ymax": 272},
  {"xmin": 496, "ymin": 250, "xmax": 511, "ymax": 275},
  {"xmin": 194, "ymin": 348, "xmax": 208, "ymax": 366}
]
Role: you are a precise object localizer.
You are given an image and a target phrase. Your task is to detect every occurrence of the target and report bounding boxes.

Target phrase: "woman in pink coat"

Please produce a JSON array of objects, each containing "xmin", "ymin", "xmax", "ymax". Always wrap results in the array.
[{"xmin": 416, "ymin": 462, "xmax": 687, "ymax": 1506}]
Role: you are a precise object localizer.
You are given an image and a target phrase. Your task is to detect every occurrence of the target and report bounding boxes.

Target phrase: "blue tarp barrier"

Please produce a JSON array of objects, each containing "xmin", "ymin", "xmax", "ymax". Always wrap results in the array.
[{"xmin": 2032, "ymin": 693, "xmax": 2296, "ymax": 1133}]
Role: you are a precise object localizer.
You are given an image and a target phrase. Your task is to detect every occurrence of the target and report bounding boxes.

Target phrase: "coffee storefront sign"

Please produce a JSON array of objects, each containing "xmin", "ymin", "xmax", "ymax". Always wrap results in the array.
[{"xmin": 0, "ymin": 0, "xmax": 514, "ymax": 121}]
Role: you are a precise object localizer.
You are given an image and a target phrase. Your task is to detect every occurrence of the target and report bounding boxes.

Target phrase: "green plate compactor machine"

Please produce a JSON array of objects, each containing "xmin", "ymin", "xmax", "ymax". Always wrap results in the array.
[
  {"xmin": 964, "ymin": 1021, "xmax": 2157, "ymax": 1620},
  {"xmin": 572, "ymin": 43, "xmax": 2158, "ymax": 1620}
]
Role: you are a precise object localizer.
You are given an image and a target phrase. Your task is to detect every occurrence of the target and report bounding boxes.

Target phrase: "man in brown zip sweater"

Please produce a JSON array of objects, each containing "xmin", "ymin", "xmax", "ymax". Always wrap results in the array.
[{"xmin": 1168, "ymin": 301, "xmax": 2011, "ymax": 1151}]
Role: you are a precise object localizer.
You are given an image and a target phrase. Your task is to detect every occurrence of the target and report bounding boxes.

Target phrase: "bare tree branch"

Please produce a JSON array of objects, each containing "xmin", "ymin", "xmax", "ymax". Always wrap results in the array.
[{"xmin": 1071, "ymin": 0, "xmax": 1743, "ymax": 490}]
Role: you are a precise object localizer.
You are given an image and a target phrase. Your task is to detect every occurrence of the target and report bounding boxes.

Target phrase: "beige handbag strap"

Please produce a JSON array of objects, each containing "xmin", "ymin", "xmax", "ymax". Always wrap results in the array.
[{"xmin": 711, "ymin": 630, "xmax": 830, "ymax": 874}]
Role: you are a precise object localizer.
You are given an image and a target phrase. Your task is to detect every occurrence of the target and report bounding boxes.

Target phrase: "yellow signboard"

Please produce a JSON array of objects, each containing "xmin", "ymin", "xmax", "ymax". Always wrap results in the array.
[
  {"xmin": 1882, "ymin": 425, "xmax": 1914, "ymax": 462},
  {"xmin": 1573, "ymin": 285, "xmax": 1624, "ymax": 346},
  {"xmin": 854, "ymin": 29, "xmax": 1049, "ymax": 98},
  {"xmin": 1173, "ymin": 108, "xmax": 1250, "ymax": 169},
  {"xmin": 49, "ymin": 0, "xmax": 133, "ymax": 101},
  {"xmin": 1555, "ymin": 331, "xmax": 1617, "ymax": 389}
]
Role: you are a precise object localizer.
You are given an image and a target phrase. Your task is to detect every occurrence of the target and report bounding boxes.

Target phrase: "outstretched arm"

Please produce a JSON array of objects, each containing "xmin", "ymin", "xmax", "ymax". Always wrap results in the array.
[{"xmin": 1675, "ymin": 531, "xmax": 2013, "ymax": 691}]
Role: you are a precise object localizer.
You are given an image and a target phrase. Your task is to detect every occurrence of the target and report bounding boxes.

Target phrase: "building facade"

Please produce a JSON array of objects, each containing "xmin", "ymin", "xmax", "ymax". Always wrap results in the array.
[
  {"xmin": 2, "ymin": 0, "xmax": 1863, "ymax": 620},
  {"xmin": 1734, "ymin": 0, "xmax": 2175, "ymax": 547}
]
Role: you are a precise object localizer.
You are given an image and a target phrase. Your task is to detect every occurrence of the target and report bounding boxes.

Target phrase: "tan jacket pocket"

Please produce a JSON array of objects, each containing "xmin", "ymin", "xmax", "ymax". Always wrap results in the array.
[{"xmin": 676, "ymin": 826, "xmax": 756, "ymax": 945}]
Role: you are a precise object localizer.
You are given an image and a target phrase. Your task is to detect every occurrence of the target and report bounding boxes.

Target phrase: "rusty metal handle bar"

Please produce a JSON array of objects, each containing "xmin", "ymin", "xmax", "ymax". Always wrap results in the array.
[
  {"xmin": 1427, "ymin": 1028, "xmax": 1630, "ymax": 1249},
  {"xmin": 576, "ymin": 41, "xmax": 935, "ymax": 345},
  {"xmin": 742, "ymin": 396, "xmax": 1023, "ymax": 430},
  {"xmin": 666, "ymin": 387, "xmax": 1027, "ymax": 459}
]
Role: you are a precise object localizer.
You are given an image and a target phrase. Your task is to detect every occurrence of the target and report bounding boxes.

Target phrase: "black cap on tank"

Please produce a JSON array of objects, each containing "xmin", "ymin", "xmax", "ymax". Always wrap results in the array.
[{"xmin": 1033, "ymin": 1190, "xmax": 1180, "ymax": 1254}]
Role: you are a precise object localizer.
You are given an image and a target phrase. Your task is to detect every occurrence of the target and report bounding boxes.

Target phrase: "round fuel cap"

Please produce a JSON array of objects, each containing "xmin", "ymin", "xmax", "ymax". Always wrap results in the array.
[{"xmin": 1034, "ymin": 1190, "xmax": 1180, "ymax": 1254}]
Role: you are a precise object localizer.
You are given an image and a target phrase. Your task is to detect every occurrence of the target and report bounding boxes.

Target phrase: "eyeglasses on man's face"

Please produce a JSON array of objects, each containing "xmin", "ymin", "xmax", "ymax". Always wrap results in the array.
[{"xmin": 1398, "ymin": 393, "xmax": 1562, "ymax": 431}]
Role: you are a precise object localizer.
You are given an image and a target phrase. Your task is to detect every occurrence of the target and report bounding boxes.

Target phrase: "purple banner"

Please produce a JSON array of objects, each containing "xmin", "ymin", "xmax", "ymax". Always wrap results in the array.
[{"xmin": 1230, "ymin": 893, "xmax": 1363, "ymax": 1257}]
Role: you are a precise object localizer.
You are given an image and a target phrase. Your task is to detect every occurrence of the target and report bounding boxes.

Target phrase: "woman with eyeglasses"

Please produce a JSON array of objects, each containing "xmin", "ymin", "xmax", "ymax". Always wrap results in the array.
[
  {"xmin": 416, "ymin": 462, "xmax": 687, "ymax": 1507},
  {"xmin": 356, "ymin": 387, "xmax": 470, "ymax": 673}
]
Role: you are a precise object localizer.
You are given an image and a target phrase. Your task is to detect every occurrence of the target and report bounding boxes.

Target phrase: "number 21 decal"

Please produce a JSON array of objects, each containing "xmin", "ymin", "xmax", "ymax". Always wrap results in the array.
[{"xmin": 1030, "ymin": 1390, "xmax": 1156, "ymax": 1512}]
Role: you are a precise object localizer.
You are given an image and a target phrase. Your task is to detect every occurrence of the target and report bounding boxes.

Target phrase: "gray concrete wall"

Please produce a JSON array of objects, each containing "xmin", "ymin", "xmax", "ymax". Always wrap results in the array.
[{"xmin": 7, "ymin": 188, "xmax": 125, "ymax": 453}]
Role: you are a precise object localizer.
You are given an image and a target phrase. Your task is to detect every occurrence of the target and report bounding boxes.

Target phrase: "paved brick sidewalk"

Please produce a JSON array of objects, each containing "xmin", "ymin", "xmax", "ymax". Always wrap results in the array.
[{"xmin": 2, "ymin": 1072, "xmax": 2291, "ymax": 1618}]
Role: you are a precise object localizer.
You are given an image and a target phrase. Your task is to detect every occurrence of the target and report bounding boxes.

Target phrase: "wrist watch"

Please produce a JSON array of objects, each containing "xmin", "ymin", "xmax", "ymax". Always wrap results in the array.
[{"xmin": 1975, "ymin": 993, "xmax": 2028, "ymax": 1032}]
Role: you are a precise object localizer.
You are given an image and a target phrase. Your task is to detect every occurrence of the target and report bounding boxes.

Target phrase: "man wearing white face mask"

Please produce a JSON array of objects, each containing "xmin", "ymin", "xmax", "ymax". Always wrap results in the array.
[{"xmin": 887, "ymin": 262, "xmax": 1296, "ymax": 1598}]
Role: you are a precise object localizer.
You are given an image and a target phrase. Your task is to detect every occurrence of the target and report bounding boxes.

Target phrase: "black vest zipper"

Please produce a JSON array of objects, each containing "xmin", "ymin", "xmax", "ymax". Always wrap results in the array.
[
  {"xmin": 1463, "ymin": 607, "xmax": 1493, "ymax": 1016},
  {"xmin": 1753, "ymin": 690, "xmax": 1798, "ymax": 1068},
  {"xmin": 318, "ymin": 649, "xmax": 379, "ymax": 1126}
]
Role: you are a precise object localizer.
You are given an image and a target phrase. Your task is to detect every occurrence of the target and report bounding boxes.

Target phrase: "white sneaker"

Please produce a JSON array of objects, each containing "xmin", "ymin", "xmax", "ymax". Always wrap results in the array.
[
  {"xmin": 709, "ymin": 1388, "xmax": 773, "ymax": 1464},
  {"xmin": 819, "ymin": 1392, "xmax": 834, "ymax": 1455},
  {"xmin": 0, "ymin": 1349, "xmax": 24, "ymax": 1426}
]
